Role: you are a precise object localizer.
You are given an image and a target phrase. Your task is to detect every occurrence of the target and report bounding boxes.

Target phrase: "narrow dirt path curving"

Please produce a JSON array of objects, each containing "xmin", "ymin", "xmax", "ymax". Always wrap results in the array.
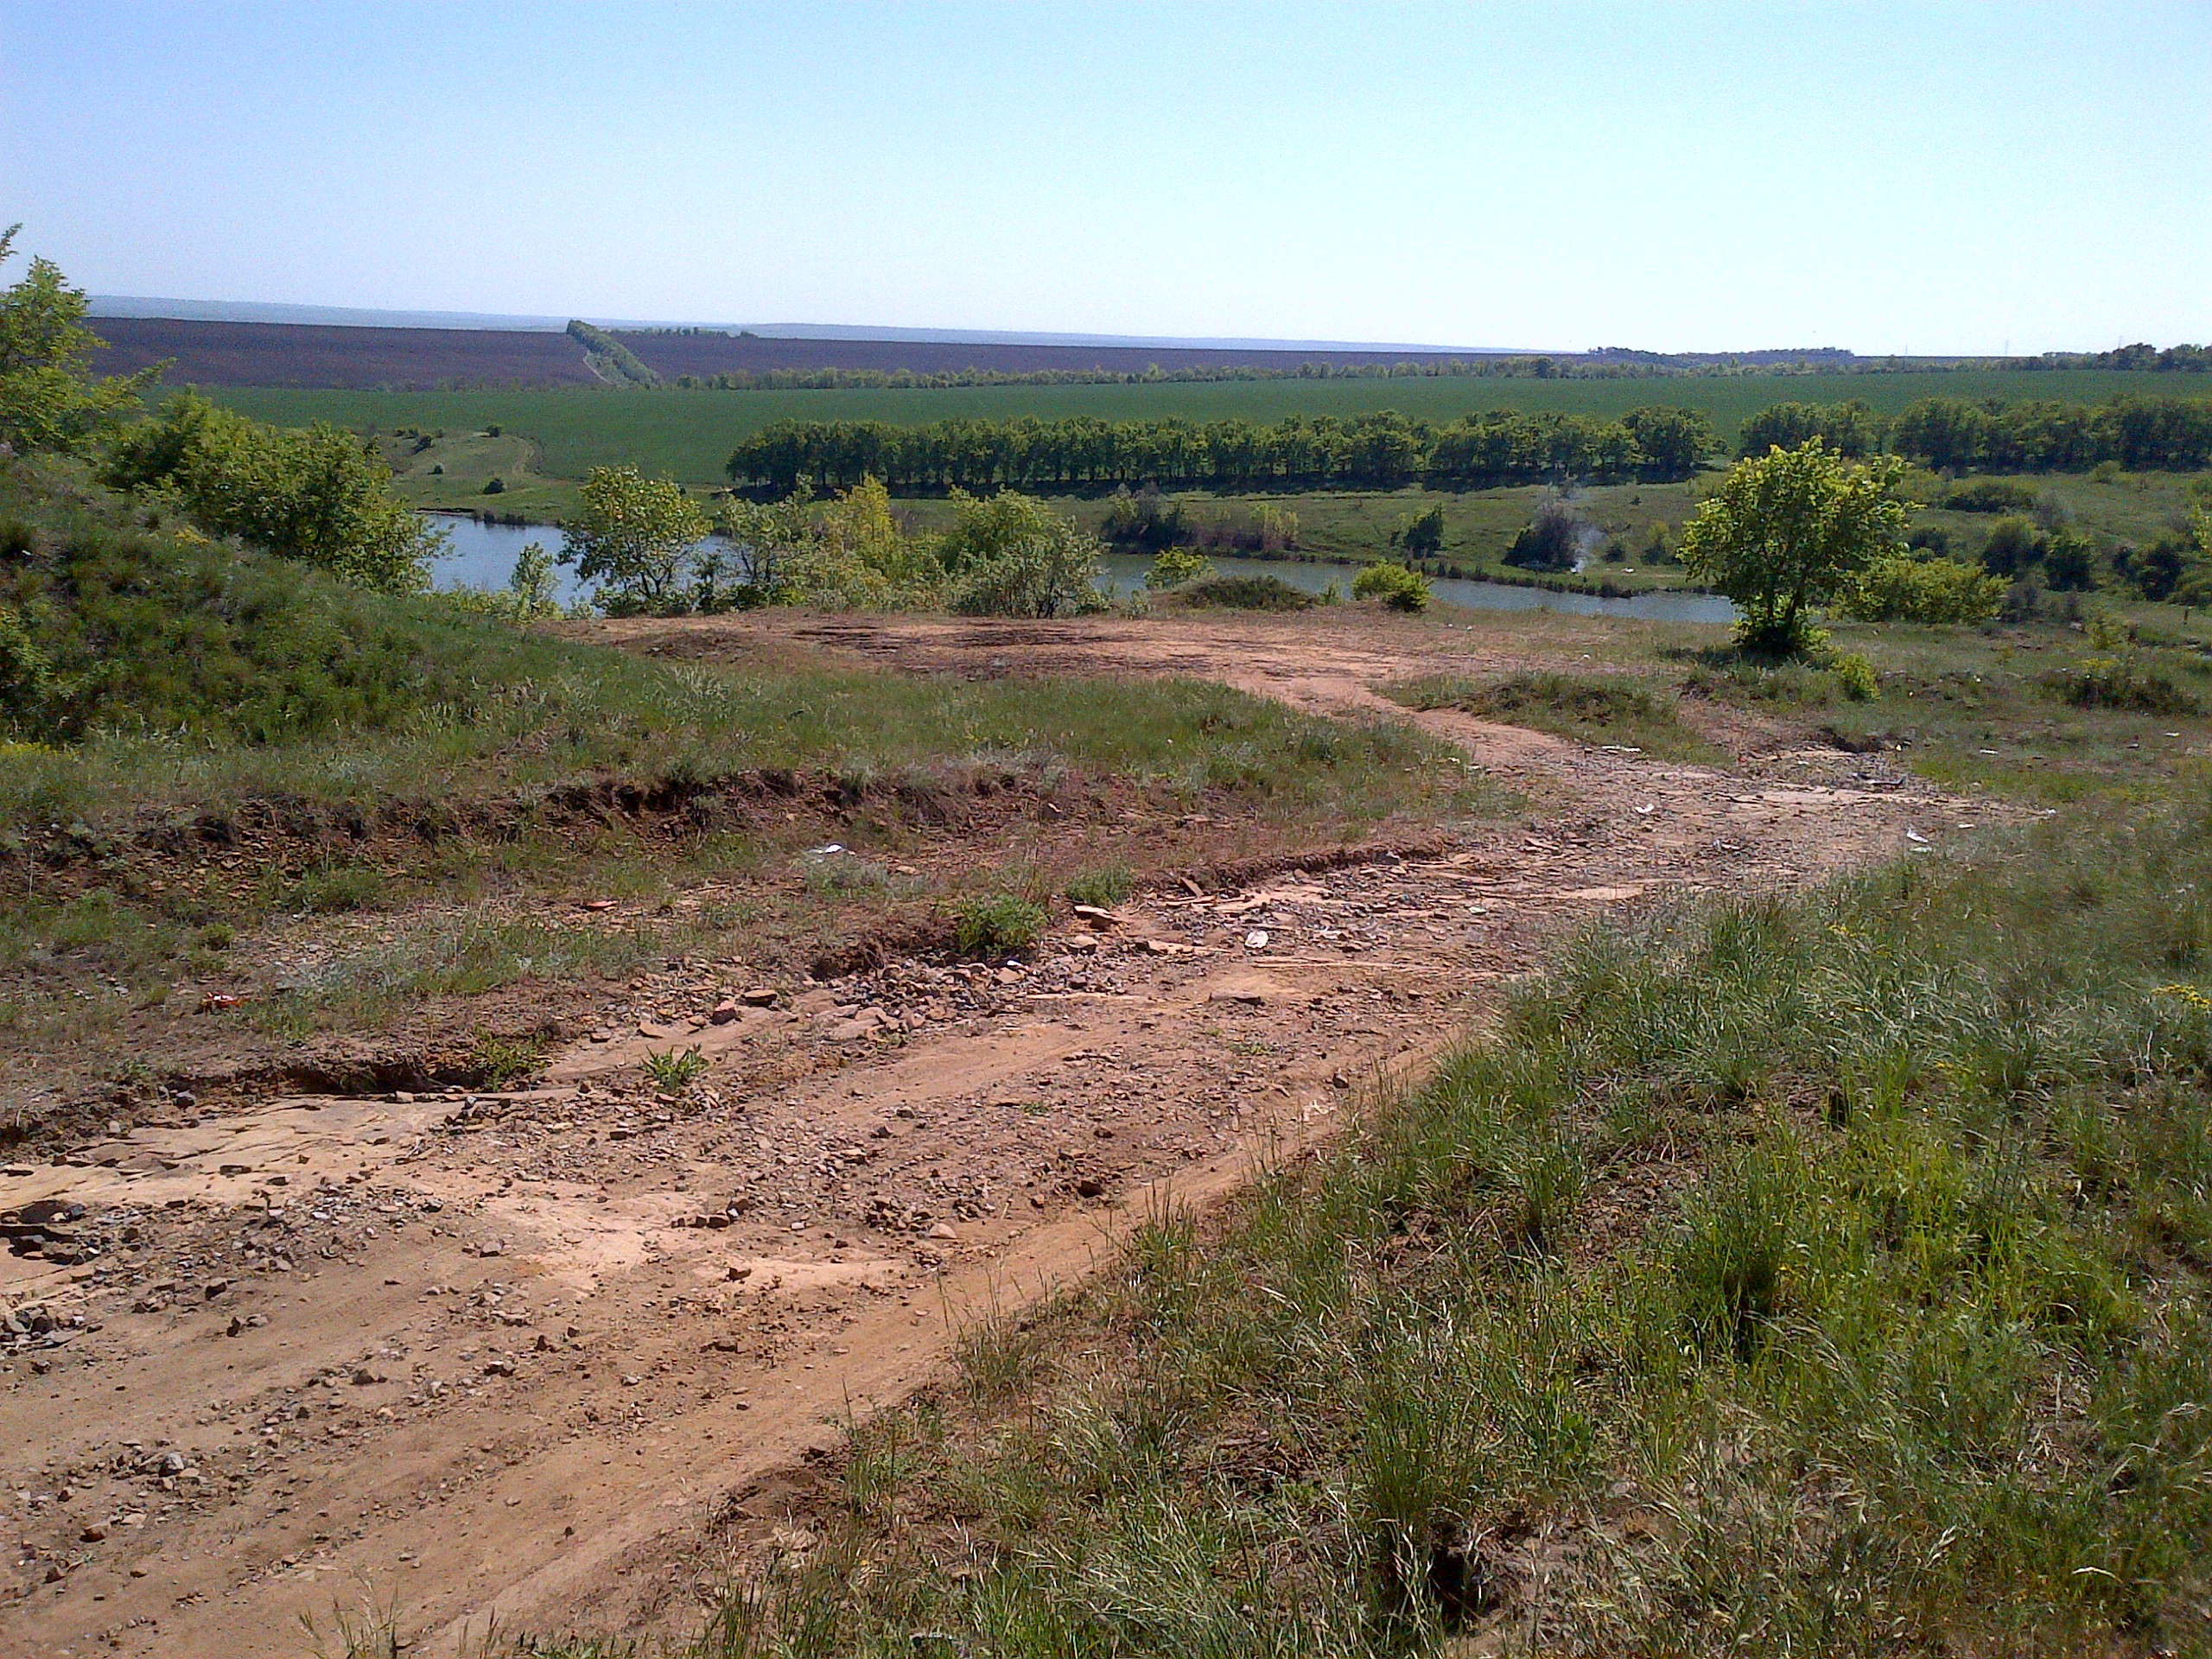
[{"xmin": 0, "ymin": 611, "xmax": 1988, "ymax": 1657}]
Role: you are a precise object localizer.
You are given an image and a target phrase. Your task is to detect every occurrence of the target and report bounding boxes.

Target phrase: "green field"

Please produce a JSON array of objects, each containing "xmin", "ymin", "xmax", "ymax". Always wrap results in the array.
[{"xmin": 217, "ymin": 370, "xmax": 2177, "ymax": 490}]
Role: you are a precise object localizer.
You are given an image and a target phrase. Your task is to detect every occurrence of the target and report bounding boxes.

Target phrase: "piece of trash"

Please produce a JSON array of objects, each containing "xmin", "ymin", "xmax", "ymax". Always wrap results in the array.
[
  {"xmin": 201, "ymin": 993, "xmax": 245, "ymax": 1012},
  {"xmin": 581, "ymin": 899, "xmax": 618, "ymax": 912},
  {"xmin": 812, "ymin": 843, "xmax": 845, "ymax": 855},
  {"xmin": 1904, "ymin": 828, "xmax": 1931, "ymax": 845},
  {"xmin": 1634, "ymin": 803, "xmax": 1656, "ymax": 816},
  {"xmin": 1244, "ymin": 929, "xmax": 1269, "ymax": 950}
]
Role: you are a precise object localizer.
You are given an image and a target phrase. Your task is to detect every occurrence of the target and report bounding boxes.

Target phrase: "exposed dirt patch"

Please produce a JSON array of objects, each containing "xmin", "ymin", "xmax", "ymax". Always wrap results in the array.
[{"xmin": 0, "ymin": 608, "xmax": 1988, "ymax": 1657}]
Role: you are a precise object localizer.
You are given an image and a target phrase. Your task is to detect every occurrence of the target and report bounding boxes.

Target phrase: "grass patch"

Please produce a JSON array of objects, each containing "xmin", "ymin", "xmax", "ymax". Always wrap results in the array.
[
  {"xmin": 1064, "ymin": 867, "xmax": 1133, "ymax": 908},
  {"xmin": 1392, "ymin": 670, "xmax": 1725, "ymax": 762},
  {"xmin": 661, "ymin": 800, "xmax": 2212, "ymax": 1657},
  {"xmin": 951, "ymin": 893, "xmax": 1046, "ymax": 959}
]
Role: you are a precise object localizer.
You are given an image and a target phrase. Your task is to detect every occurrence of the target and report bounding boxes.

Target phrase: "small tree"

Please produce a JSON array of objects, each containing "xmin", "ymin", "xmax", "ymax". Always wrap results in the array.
[
  {"xmin": 1505, "ymin": 499, "xmax": 1582, "ymax": 571},
  {"xmin": 1678, "ymin": 439, "xmax": 1907, "ymax": 653},
  {"xmin": 0, "ymin": 225, "xmax": 156, "ymax": 454},
  {"xmin": 564, "ymin": 465, "xmax": 708, "ymax": 613},
  {"xmin": 1397, "ymin": 504, "xmax": 1445, "ymax": 559},
  {"xmin": 506, "ymin": 541, "xmax": 561, "ymax": 619}
]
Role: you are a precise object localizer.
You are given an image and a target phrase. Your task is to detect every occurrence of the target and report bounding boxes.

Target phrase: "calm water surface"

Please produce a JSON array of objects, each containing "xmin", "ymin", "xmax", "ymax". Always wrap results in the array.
[{"xmin": 427, "ymin": 513, "xmax": 1735, "ymax": 626}]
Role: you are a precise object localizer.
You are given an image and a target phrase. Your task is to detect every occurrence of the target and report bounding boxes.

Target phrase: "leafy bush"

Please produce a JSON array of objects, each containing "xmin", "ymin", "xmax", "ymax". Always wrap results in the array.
[
  {"xmin": 1942, "ymin": 478, "xmax": 2041, "ymax": 513},
  {"xmin": 1978, "ymin": 513, "xmax": 2046, "ymax": 575},
  {"xmin": 952, "ymin": 892, "xmax": 1046, "ymax": 957},
  {"xmin": 1503, "ymin": 499, "xmax": 1582, "ymax": 571},
  {"xmin": 105, "ymin": 393, "xmax": 441, "ymax": 592},
  {"xmin": 1173, "ymin": 573, "xmax": 1313, "ymax": 610},
  {"xmin": 1829, "ymin": 651, "xmax": 1879, "ymax": 701},
  {"xmin": 1101, "ymin": 486, "xmax": 1188, "ymax": 551},
  {"xmin": 1680, "ymin": 441, "xmax": 1907, "ymax": 655},
  {"xmin": 1839, "ymin": 556, "xmax": 2005, "ymax": 624},
  {"xmin": 943, "ymin": 491, "xmax": 1106, "ymax": 620},
  {"xmin": 1144, "ymin": 546, "xmax": 1210, "ymax": 589},
  {"xmin": 1351, "ymin": 561, "xmax": 1430, "ymax": 612}
]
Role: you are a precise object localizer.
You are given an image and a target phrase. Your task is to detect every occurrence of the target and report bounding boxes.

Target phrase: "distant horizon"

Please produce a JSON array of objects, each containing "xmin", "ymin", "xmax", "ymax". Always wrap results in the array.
[{"xmin": 86, "ymin": 295, "xmax": 2061, "ymax": 363}]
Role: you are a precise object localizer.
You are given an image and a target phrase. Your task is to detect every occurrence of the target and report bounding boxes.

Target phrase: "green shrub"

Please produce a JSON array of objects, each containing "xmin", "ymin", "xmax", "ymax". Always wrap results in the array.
[
  {"xmin": 1839, "ymin": 556, "xmax": 2005, "ymax": 624},
  {"xmin": 952, "ymin": 892, "xmax": 1046, "ymax": 957},
  {"xmin": 2039, "ymin": 655, "xmax": 2201, "ymax": 715},
  {"xmin": 1829, "ymin": 651, "xmax": 1879, "ymax": 702},
  {"xmin": 1144, "ymin": 546, "xmax": 1210, "ymax": 589},
  {"xmin": 104, "ymin": 392, "xmax": 438, "ymax": 592},
  {"xmin": 1173, "ymin": 573, "xmax": 1313, "ymax": 611},
  {"xmin": 1351, "ymin": 561, "xmax": 1430, "ymax": 612},
  {"xmin": 1942, "ymin": 479, "xmax": 2041, "ymax": 513}
]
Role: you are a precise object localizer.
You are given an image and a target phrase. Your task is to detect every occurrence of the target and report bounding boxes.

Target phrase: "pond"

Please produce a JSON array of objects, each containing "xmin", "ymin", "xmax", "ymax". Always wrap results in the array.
[{"xmin": 425, "ymin": 513, "xmax": 1737, "ymax": 626}]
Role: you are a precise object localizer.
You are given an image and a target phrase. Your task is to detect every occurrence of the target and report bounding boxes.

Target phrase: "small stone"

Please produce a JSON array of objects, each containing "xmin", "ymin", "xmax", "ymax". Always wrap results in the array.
[
  {"xmin": 201, "ymin": 1279, "xmax": 231, "ymax": 1299},
  {"xmin": 709, "ymin": 999, "xmax": 741, "ymax": 1024},
  {"xmin": 79, "ymin": 1523, "xmax": 105, "ymax": 1542},
  {"xmin": 926, "ymin": 1222, "xmax": 957, "ymax": 1242},
  {"xmin": 741, "ymin": 988, "xmax": 779, "ymax": 1007},
  {"xmin": 351, "ymin": 1368, "xmax": 378, "ymax": 1386}
]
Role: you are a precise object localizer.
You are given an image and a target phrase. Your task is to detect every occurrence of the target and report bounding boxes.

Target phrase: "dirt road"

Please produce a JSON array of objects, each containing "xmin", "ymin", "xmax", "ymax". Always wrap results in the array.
[{"xmin": 1, "ymin": 613, "xmax": 1980, "ymax": 1656}]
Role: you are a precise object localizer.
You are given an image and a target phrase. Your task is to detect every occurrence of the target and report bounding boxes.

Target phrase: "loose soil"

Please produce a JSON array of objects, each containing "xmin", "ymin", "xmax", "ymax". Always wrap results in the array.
[{"xmin": 0, "ymin": 609, "xmax": 1987, "ymax": 1657}]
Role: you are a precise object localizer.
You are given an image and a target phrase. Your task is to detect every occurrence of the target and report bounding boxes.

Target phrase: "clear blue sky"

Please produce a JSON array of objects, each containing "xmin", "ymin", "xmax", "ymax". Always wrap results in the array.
[{"xmin": 4, "ymin": 2, "xmax": 2206, "ymax": 353}]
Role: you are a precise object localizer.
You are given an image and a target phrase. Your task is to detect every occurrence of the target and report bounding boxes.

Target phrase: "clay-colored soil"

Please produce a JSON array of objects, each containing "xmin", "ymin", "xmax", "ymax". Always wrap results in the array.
[{"xmin": 0, "ymin": 613, "xmax": 1987, "ymax": 1657}]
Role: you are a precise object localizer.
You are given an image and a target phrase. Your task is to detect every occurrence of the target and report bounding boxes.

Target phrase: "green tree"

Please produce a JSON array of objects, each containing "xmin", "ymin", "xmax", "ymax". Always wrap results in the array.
[
  {"xmin": 563, "ymin": 465, "xmax": 708, "ymax": 613},
  {"xmin": 1622, "ymin": 404, "xmax": 1718, "ymax": 477},
  {"xmin": 105, "ymin": 393, "xmax": 438, "ymax": 591},
  {"xmin": 0, "ymin": 225, "xmax": 157, "ymax": 454},
  {"xmin": 506, "ymin": 542, "xmax": 561, "ymax": 619},
  {"xmin": 1397, "ymin": 504, "xmax": 1445, "ymax": 558},
  {"xmin": 1678, "ymin": 439, "xmax": 1907, "ymax": 653}
]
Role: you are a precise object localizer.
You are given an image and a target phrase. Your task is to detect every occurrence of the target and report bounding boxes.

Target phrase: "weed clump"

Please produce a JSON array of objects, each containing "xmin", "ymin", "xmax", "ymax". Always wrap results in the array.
[
  {"xmin": 1064, "ymin": 867, "xmax": 1132, "ymax": 908},
  {"xmin": 641, "ymin": 1046, "xmax": 709, "ymax": 1093},
  {"xmin": 952, "ymin": 892, "xmax": 1045, "ymax": 957}
]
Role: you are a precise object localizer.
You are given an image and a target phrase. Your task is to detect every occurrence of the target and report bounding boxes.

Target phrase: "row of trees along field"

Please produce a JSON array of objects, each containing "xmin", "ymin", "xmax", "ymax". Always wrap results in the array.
[
  {"xmin": 727, "ymin": 394, "xmax": 2212, "ymax": 498},
  {"xmin": 1746, "ymin": 394, "xmax": 2212, "ymax": 472},
  {"xmin": 727, "ymin": 406, "xmax": 1718, "ymax": 494}
]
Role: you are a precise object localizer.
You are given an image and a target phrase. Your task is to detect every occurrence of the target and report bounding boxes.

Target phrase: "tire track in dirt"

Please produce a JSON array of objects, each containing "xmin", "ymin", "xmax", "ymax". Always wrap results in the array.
[{"xmin": 0, "ymin": 613, "xmax": 1983, "ymax": 1656}]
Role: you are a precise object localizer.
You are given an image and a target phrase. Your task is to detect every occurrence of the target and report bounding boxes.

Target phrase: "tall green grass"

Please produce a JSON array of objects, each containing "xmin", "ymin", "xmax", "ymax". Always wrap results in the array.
[{"xmin": 654, "ymin": 799, "xmax": 2212, "ymax": 1658}]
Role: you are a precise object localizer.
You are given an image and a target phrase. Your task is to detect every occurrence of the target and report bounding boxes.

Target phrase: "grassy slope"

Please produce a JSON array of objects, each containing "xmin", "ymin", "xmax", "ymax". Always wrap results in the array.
[
  {"xmin": 685, "ymin": 797, "xmax": 2212, "ymax": 1659},
  {"xmin": 213, "ymin": 370, "xmax": 2177, "ymax": 489}
]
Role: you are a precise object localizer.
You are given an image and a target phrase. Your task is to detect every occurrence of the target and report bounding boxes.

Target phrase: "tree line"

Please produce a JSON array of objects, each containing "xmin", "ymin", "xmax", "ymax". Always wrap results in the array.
[
  {"xmin": 727, "ymin": 406, "xmax": 1717, "ymax": 495},
  {"xmin": 1741, "ymin": 394, "xmax": 2212, "ymax": 473}
]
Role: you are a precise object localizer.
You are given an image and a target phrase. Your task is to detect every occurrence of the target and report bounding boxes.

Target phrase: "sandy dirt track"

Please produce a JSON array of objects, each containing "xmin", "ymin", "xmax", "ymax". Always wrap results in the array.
[{"xmin": 0, "ymin": 613, "xmax": 1984, "ymax": 1657}]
